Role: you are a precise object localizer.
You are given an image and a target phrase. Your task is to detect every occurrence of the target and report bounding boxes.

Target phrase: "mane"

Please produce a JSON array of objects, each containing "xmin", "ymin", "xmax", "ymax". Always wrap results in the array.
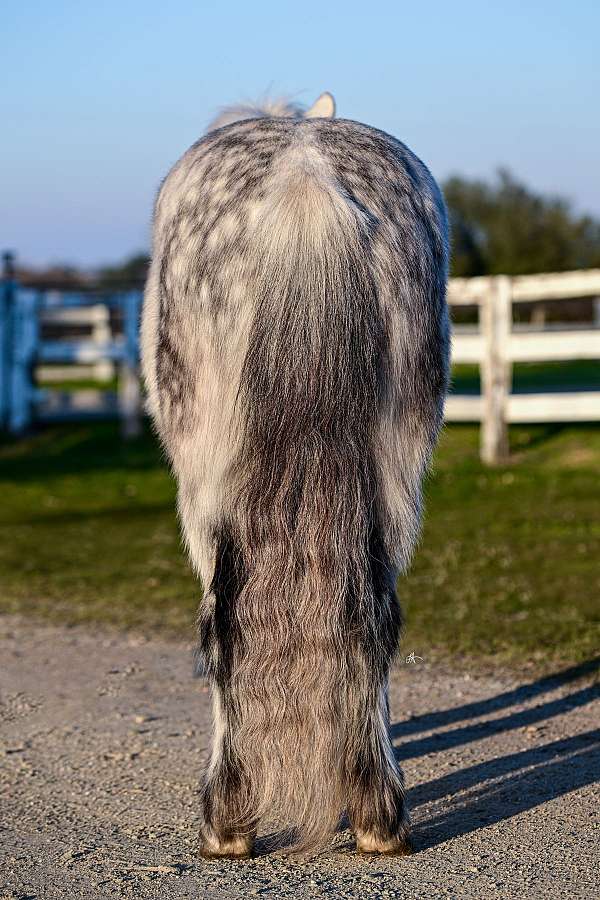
[{"xmin": 206, "ymin": 97, "xmax": 306, "ymax": 133}]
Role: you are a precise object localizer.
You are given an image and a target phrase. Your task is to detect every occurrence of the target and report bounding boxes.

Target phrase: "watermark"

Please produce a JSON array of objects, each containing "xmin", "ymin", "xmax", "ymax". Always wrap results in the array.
[{"xmin": 400, "ymin": 651, "xmax": 424, "ymax": 665}]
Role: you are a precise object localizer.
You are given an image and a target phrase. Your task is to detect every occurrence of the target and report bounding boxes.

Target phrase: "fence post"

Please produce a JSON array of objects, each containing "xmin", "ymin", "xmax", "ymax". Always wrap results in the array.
[
  {"xmin": 9, "ymin": 289, "xmax": 38, "ymax": 433},
  {"xmin": 119, "ymin": 290, "xmax": 142, "ymax": 438},
  {"xmin": 91, "ymin": 304, "xmax": 114, "ymax": 382},
  {"xmin": 480, "ymin": 275, "xmax": 511, "ymax": 465},
  {"xmin": 1, "ymin": 252, "xmax": 16, "ymax": 429}
]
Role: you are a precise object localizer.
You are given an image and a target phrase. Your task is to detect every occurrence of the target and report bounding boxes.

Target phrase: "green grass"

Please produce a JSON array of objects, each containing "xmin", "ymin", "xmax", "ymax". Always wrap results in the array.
[
  {"xmin": 451, "ymin": 359, "xmax": 600, "ymax": 395},
  {"xmin": 37, "ymin": 377, "xmax": 120, "ymax": 392},
  {"xmin": 0, "ymin": 418, "xmax": 599, "ymax": 671},
  {"xmin": 403, "ymin": 423, "xmax": 600, "ymax": 670}
]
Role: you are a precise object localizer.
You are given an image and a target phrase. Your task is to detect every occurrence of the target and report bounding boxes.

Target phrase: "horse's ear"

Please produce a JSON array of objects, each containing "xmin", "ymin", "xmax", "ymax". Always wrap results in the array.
[{"xmin": 305, "ymin": 92, "xmax": 336, "ymax": 119}]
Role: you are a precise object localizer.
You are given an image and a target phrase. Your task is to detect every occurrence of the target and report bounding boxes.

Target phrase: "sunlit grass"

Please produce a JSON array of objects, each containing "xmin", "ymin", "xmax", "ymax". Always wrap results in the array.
[
  {"xmin": 1, "ymin": 416, "xmax": 599, "ymax": 671},
  {"xmin": 451, "ymin": 359, "xmax": 600, "ymax": 395}
]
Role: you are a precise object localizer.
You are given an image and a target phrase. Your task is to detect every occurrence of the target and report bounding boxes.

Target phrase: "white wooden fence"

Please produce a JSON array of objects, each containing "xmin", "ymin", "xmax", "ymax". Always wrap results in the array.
[
  {"xmin": 38, "ymin": 302, "xmax": 115, "ymax": 382},
  {"xmin": 0, "ymin": 284, "xmax": 142, "ymax": 437},
  {"xmin": 446, "ymin": 269, "xmax": 600, "ymax": 463},
  {"xmin": 1, "ymin": 268, "xmax": 599, "ymax": 459}
]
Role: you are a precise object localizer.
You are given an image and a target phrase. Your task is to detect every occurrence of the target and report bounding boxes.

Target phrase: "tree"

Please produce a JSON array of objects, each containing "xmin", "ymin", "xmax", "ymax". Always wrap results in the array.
[
  {"xmin": 443, "ymin": 169, "xmax": 600, "ymax": 277},
  {"xmin": 96, "ymin": 253, "xmax": 150, "ymax": 290}
]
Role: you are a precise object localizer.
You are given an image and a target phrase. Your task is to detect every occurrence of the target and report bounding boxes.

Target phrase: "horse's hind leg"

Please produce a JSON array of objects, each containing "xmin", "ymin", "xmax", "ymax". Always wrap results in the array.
[
  {"xmin": 347, "ymin": 684, "xmax": 413, "ymax": 855},
  {"xmin": 199, "ymin": 686, "xmax": 256, "ymax": 858},
  {"xmin": 197, "ymin": 526, "xmax": 257, "ymax": 858}
]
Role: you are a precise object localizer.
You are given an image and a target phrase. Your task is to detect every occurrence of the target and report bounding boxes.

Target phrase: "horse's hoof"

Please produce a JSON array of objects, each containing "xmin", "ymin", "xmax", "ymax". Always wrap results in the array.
[
  {"xmin": 199, "ymin": 833, "xmax": 254, "ymax": 860},
  {"xmin": 355, "ymin": 829, "xmax": 414, "ymax": 856}
]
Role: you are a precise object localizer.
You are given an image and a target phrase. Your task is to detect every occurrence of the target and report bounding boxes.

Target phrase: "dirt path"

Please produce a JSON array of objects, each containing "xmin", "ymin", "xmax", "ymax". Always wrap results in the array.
[{"xmin": 1, "ymin": 616, "xmax": 598, "ymax": 899}]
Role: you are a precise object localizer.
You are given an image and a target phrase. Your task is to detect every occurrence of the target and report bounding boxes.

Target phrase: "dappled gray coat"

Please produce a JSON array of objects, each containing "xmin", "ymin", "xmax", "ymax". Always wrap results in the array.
[{"xmin": 141, "ymin": 94, "xmax": 450, "ymax": 856}]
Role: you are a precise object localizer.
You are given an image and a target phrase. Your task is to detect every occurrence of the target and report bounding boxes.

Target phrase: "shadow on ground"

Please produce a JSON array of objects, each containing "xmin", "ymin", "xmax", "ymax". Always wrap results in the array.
[
  {"xmin": 392, "ymin": 658, "xmax": 600, "ymax": 851},
  {"xmin": 242, "ymin": 660, "xmax": 600, "ymax": 857}
]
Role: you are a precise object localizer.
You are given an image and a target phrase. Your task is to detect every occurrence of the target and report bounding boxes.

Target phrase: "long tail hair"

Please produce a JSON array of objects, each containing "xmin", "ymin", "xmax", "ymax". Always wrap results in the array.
[
  {"xmin": 206, "ymin": 153, "xmax": 399, "ymax": 848},
  {"xmin": 145, "ymin": 112, "xmax": 450, "ymax": 853}
]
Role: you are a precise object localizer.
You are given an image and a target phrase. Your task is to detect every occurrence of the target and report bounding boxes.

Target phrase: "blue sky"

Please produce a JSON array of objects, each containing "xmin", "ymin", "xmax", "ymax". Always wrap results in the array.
[{"xmin": 2, "ymin": 0, "xmax": 599, "ymax": 267}]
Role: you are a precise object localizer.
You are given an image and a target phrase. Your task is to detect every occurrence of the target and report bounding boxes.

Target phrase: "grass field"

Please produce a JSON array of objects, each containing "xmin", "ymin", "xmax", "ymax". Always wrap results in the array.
[
  {"xmin": 450, "ymin": 359, "xmax": 600, "ymax": 395},
  {"xmin": 0, "ymin": 411, "xmax": 599, "ymax": 672}
]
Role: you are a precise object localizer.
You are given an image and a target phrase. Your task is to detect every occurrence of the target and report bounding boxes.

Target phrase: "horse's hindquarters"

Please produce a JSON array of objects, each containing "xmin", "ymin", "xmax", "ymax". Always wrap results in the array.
[{"xmin": 142, "ymin": 114, "xmax": 450, "ymax": 852}]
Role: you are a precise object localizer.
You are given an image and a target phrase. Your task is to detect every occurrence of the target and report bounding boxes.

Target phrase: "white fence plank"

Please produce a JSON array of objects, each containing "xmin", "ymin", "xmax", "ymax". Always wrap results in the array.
[
  {"xmin": 447, "ymin": 276, "xmax": 492, "ymax": 305},
  {"xmin": 36, "ymin": 388, "xmax": 119, "ymax": 419},
  {"xmin": 506, "ymin": 392, "xmax": 600, "ymax": 422},
  {"xmin": 510, "ymin": 269, "xmax": 600, "ymax": 302},
  {"xmin": 452, "ymin": 332, "xmax": 484, "ymax": 363},
  {"xmin": 37, "ymin": 339, "xmax": 126, "ymax": 364},
  {"xmin": 508, "ymin": 330, "xmax": 600, "ymax": 362},
  {"xmin": 444, "ymin": 395, "xmax": 482, "ymax": 421},
  {"xmin": 448, "ymin": 269, "xmax": 600, "ymax": 306},
  {"xmin": 452, "ymin": 328, "xmax": 600, "ymax": 364},
  {"xmin": 446, "ymin": 392, "xmax": 600, "ymax": 423}
]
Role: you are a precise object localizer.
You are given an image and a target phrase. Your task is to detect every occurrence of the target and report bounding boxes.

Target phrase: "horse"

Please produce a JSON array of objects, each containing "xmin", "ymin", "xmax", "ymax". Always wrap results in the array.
[{"xmin": 141, "ymin": 91, "xmax": 450, "ymax": 857}]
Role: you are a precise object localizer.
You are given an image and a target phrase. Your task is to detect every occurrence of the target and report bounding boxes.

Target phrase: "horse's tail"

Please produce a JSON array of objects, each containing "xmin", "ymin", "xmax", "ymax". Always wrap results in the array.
[{"xmin": 206, "ymin": 143, "xmax": 401, "ymax": 850}]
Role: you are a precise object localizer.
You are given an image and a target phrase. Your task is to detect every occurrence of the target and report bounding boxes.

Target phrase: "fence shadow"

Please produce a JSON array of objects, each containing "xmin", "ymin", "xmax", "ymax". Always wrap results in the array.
[
  {"xmin": 392, "ymin": 658, "xmax": 600, "ymax": 850},
  {"xmin": 0, "ymin": 422, "xmax": 161, "ymax": 483},
  {"xmin": 410, "ymin": 729, "xmax": 600, "ymax": 849}
]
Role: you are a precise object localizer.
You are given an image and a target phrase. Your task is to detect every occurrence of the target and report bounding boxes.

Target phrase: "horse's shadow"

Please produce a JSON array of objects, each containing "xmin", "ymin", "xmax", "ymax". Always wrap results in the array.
[{"xmin": 392, "ymin": 658, "xmax": 600, "ymax": 850}]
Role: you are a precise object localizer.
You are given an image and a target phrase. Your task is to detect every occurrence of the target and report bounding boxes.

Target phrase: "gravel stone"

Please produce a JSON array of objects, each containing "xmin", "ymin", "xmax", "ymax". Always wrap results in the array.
[{"xmin": 1, "ymin": 616, "xmax": 598, "ymax": 899}]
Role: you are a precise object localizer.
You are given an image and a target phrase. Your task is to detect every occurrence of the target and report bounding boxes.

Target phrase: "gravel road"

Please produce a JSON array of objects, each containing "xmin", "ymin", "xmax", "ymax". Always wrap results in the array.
[{"xmin": 1, "ymin": 616, "xmax": 598, "ymax": 899}]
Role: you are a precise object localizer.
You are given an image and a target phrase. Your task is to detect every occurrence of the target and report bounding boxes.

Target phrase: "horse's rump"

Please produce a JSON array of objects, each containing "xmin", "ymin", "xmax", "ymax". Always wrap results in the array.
[{"xmin": 141, "ymin": 115, "xmax": 450, "ymax": 849}]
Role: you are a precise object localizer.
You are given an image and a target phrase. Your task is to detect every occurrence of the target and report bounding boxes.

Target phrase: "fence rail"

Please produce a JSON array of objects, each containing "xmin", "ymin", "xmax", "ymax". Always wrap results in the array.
[
  {"xmin": 0, "ymin": 263, "xmax": 142, "ymax": 437},
  {"xmin": 447, "ymin": 268, "xmax": 600, "ymax": 463},
  {"xmin": 1, "ymin": 258, "xmax": 599, "ymax": 460},
  {"xmin": 447, "ymin": 268, "xmax": 600, "ymax": 304},
  {"xmin": 38, "ymin": 304, "xmax": 114, "ymax": 381}
]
